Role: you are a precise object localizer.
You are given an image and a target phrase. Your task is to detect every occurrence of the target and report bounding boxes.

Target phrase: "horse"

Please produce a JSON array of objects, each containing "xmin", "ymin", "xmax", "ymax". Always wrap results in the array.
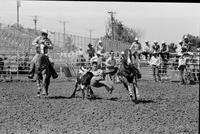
[
  {"xmin": 117, "ymin": 49, "xmax": 140, "ymax": 102},
  {"xmin": 35, "ymin": 45, "xmax": 58, "ymax": 97}
]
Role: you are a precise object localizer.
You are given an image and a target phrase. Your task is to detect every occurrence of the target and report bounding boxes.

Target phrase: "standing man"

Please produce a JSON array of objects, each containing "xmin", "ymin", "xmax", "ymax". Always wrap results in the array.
[
  {"xmin": 87, "ymin": 43, "xmax": 95, "ymax": 61},
  {"xmin": 96, "ymin": 40, "xmax": 105, "ymax": 54},
  {"xmin": 141, "ymin": 40, "xmax": 151, "ymax": 60},
  {"xmin": 176, "ymin": 40, "xmax": 183, "ymax": 55},
  {"xmin": 151, "ymin": 40, "xmax": 160, "ymax": 54},
  {"xmin": 28, "ymin": 29, "xmax": 58, "ymax": 79},
  {"xmin": 148, "ymin": 53, "xmax": 162, "ymax": 82},
  {"xmin": 160, "ymin": 40, "xmax": 169, "ymax": 79},
  {"xmin": 105, "ymin": 50, "xmax": 117, "ymax": 81},
  {"xmin": 130, "ymin": 37, "xmax": 142, "ymax": 59},
  {"xmin": 90, "ymin": 51, "xmax": 103, "ymax": 69},
  {"xmin": 182, "ymin": 35, "xmax": 192, "ymax": 52}
]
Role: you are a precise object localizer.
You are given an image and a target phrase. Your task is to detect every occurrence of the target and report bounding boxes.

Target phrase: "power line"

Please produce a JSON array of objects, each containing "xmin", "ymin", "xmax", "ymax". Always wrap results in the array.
[
  {"xmin": 107, "ymin": 11, "xmax": 116, "ymax": 40},
  {"xmin": 59, "ymin": 20, "xmax": 69, "ymax": 44},
  {"xmin": 33, "ymin": 16, "xmax": 38, "ymax": 32},
  {"xmin": 87, "ymin": 29, "xmax": 95, "ymax": 43}
]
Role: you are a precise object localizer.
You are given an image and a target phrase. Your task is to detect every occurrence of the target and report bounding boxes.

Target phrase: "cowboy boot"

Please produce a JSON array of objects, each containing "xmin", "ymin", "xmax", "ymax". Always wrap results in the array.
[
  {"xmin": 49, "ymin": 63, "xmax": 58, "ymax": 79},
  {"xmin": 28, "ymin": 63, "xmax": 35, "ymax": 79}
]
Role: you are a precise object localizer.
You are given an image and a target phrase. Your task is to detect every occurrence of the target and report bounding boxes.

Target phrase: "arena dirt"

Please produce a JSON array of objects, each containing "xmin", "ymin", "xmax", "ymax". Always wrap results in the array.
[{"xmin": 0, "ymin": 80, "xmax": 199, "ymax": 134}]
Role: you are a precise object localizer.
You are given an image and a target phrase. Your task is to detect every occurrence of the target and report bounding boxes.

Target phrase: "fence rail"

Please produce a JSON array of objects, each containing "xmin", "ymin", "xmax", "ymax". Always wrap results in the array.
[{"xmin": 0, "ymin": 53, "xmax": 199, "ymax": 83}]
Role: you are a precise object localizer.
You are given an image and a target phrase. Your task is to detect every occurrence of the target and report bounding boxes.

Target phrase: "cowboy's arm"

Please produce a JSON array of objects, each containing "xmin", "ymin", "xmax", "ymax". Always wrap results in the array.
[
  {"xmin": 32, "ymin": 36, "xmax": 41, "ymax": 46},
  {"xmin": 105, "ymin": 58, "xmax": 111, "ymax": 66},
  {"xmin": 129, "ymin": 43, "xmax": 134, "ymax": 50}
]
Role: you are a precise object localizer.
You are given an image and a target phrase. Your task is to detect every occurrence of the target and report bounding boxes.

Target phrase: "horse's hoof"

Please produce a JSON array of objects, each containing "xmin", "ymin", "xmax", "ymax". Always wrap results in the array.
[
  {"xmin": 28, "ymin": 75, "xmax": 34, "ymax": 79},
  {"xmin": 69, "ymin": 95, "xmax": 75, "ymax": 98},
  {"xmin": 135, "ymin": 100, "xmax": 139, "ymax": 104},
  {"xmin": 129, "ymin": 95, "xmax": 134, "ymax": 101}
]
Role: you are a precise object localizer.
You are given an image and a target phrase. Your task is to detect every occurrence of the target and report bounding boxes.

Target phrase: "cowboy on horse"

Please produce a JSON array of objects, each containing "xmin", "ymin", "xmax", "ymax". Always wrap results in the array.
[{"xmin": 28, "ymin": 29, "xmax": 58, "ymax": 80}]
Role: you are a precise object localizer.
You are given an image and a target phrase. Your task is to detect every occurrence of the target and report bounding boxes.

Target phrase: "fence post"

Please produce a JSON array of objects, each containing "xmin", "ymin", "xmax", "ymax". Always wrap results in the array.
[{"xmin": 59, "ymin": 52, "xmax": 63, "ymax": 78}]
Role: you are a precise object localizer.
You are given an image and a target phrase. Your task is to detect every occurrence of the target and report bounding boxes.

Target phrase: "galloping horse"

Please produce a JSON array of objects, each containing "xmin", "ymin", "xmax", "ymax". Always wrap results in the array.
[{"xmin": 117, "ymin": 49, "xmax": 140, "ymax": 102}]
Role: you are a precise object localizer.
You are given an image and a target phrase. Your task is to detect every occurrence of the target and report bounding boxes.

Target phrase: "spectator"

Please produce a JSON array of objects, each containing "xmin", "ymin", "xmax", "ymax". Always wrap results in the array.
[
  {"xmin": 96, "ymin": 40, "xmax": 105, "ymax": 54},
  {"xmin": 141, "ymin": 40, "xmax": 151, "ymax": 60},
  {"xmin": 90, "ymin": 51, "xmax": 103, "ymax": 69},
  {"xmin": 130, "ymin": 37, "xmax": 142, "ymax": 59},
  {"xmin": 105, "ymin": 50, "xmax": 117, "ymax": 81},
  {"xmin": 148, "ymin": 53, "xmax": 162, "ymax": 82},
  {"xmin": 168, "ymin": 43, "xmax": 177, "ymax": 53},
  {"xmin": 0, "ymin": 55, "xmax": 4, "ymax": 79},
  {"xmin": 182, "ymin": 35, "xmax": 192, "ymax": 52},
  {"xmin": 178, "ymin": 53, "xmax": 187, "ymax": 84},
  {"xmin": 176, "ymin": 40, "xmax": 183, "ymax": 55},
  {"xmin": 160, "ymin": 40, "xmax": 169, "ymax": 79},
  {"xmin": 87, "ymin": 43, "xmax": 95, "ymax": 60},
  {"xmin": 151, "ymin": 40, "xmax": 160, "ymax": 54}
]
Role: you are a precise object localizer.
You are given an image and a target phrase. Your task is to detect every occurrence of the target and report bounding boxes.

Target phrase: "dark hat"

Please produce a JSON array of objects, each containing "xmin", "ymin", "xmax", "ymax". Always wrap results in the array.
[{"xmin": 88, "ymin": 43, "xmax": 92, "ymax": 47}]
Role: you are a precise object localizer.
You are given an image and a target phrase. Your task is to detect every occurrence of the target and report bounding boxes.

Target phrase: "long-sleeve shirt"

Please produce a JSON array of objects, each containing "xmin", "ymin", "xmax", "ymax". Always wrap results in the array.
[
  {"xmin": 32, "ymin": 36, "xmax": 53, "ymax": 54},
  {"xmin": 149, "ymin": 56, "xmax": 161, "ymax": 67},
  {"xmin": 91, "ymin": 69, "xmax": 103, "ymax": 77},
  {"xmin": 105, "ymin": 57, "xmax": 116, "ymax": 67},
  {"xmin": 130, "ymin": 42, "xmax": 142, "ymax": 52}
]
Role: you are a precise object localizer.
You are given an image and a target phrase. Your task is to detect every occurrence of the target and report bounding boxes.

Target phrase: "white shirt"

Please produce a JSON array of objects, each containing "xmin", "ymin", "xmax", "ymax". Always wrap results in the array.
[
  {"xmin": 143, "ymin": 44, "xmax": 150, "ymax": 52},
  {"xmin": 91, "ymin": 69, "xmax": 103, "ymax": 76},
  {"xmin": 149, "ymin": 56, "xmax": 161, "ymax": 66},
  {"xmin": 178, "ymin": 57, "xmax": 186, "ymax": 67}
]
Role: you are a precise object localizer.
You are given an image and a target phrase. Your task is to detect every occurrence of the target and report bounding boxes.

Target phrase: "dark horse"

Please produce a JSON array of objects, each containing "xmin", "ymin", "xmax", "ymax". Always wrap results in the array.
[
  {"xmin": 35, "ymin": 45, "xmax": 58, "ymax": 97},
  {"xmin": 117, "ymin": 49, "xmax": 140, "ymax": 102}
]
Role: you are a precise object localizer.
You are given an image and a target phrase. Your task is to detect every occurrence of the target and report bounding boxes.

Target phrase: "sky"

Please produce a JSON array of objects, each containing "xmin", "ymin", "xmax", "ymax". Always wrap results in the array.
[{"xmin": 0, "ymin": 0, "xmax": 200, "ymax": 44}]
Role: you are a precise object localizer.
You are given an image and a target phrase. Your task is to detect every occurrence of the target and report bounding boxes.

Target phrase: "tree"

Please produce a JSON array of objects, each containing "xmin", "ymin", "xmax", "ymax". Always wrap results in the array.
[
  {"xmin": 105, "ymin": 18, "xmax": 142, "ymax": 43},
  {"xmin": 182, "ymin": 34, "xmax": 200, "ymax": 51}
]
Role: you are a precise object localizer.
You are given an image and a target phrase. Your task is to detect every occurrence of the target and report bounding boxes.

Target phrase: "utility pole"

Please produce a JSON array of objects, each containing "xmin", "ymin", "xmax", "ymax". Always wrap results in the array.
[
  {"xmin": 17, "ymin": 0, "xmax": 21, "ymax": 28},
  {"xmin": 88, "ymin": 29, "xmax": 94, "ymax": 43},
  {"xmin": 108, "ymin": 11, "xmax": 116, "ymax": 40},
  {"xmin": 59, "ymin": 21, "xmax": 69, "ymax": 46},
  {"xmin": 33, "ymin": 16, "xmax": 38, "ymax": 33}
]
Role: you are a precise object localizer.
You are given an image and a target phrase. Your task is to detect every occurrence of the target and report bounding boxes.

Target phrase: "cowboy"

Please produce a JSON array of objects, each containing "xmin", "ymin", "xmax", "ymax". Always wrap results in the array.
[
  {"xmin": 28, "ymin": 29, "xmax": 58, "ymax": 79},
  {"xmin": 152, "ymin": 40, "xmax": 160, "ymax": 54},
  {"xmin": 141, "ymin": 40, "xmax": 151, "ymax": 60},
  {"xmin": 105, "ymin": 50, "xmax": 117, "ymax": 81},
  {"xmin": 176, "ymin": 40, "xmax": 183, "ymax": 55},
  {"xmin": 160, "ymin": 40, "xmax": 169, "ymax": 79},
  {"xmin": 178, "ymin": 53, "xmax": 187, "ymax": 84},
  {"xmin": 149, "ymin": 52, "xmax": 162, "ymax": 82},
  {"xmin": 182, "ymin": 35, "xmax": 192, "ymax": 52},
  {"xmin": 130, "ymin": 37, "xmax": 142, "ymax": 59},
  {"xmin": 87, "ymin": 43, "xmax": 95, "ymax": 60},
  {"xmin": 96, "ymin": 40, "xmax": 105, "ymax": 54},
  {"xmin": 90, "ymin": 51, "xmax": 103, "ymax": 68},
  {"xmin": 90, "ymin": 60, "xmax": 114, "ymax": 94}
]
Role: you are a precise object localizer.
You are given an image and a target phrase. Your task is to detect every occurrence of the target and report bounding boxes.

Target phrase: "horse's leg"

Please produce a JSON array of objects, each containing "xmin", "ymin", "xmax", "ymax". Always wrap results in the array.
[
  {"xmin": 80, "ymin": 84, "xmax": 85, "ymax": 99},
  {"xmin": 119, "ymin": 76, "xmax": 133, "ymax": 101},
  {"xmin": 36, "ymin": 73, "xmax": 43, "ymax": 97},
  {"xmin": 69, "ymin": 81, "xmax": 79, "ymax": 98},
  {"xmin": 87, "ymin": 86, "xmax": 95, "ymax": 98},
  {"xmin": 43, "ymin": 72, "xmax": 51, "ymax": 96},
  {"xmin": 133, "ymin": 78, "xmax": 140, "ymax": 102}
]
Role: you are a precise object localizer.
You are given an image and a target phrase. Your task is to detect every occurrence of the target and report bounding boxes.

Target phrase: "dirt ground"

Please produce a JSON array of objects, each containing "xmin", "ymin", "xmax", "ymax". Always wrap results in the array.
[{"xmin": 0, "ymin": 79, "xmax": 199, "ymax": 134}]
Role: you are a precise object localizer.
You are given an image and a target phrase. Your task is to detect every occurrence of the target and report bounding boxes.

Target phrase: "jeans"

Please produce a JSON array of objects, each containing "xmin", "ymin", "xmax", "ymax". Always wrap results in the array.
[{"xmin": 152, "ymin": 65, "xmax": 161, "ymax": 81}]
